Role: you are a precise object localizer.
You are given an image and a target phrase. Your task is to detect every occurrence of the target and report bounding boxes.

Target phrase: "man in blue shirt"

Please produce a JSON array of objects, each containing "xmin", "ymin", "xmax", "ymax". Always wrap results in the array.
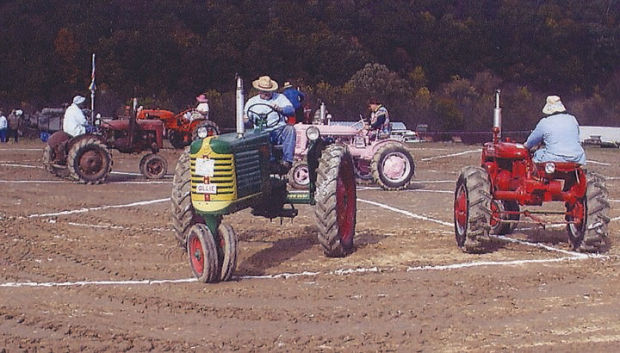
[
  {"xmin": 244, "ymin": 76, "xmax": 295, "ymax": 172},
  {"xmin": 281, "ymin": 81, "xmax": 305, "ymax": 124},
  {"xmin": 524, "ymin": 95, "xmax": 586, "ymax": 165}
]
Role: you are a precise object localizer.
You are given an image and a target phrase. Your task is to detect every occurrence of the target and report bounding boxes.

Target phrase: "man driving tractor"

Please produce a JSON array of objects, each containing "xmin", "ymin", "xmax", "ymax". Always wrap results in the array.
[
  {"xmin": 243, "ymin": 75, "xmax": 295, "ymax": 173},
  {"xmin": 524, "ymin": 95, "xmax": 586, "ymax": 165}
]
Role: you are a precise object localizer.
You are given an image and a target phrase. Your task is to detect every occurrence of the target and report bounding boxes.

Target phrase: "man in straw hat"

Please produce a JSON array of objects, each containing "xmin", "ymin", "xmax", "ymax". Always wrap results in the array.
[
  {"xmin": 524, "ymin": 95, "xmax": 585, "ymax": 165},
  {"xmin": 244, "ymin": 75, "xmax": 295, "ymax": 172}
]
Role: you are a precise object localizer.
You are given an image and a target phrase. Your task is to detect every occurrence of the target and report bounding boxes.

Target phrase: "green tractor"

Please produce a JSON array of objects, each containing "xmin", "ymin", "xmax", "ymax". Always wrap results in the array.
[{"xmin": 171, "ymin": 77, "xmax": 357, "ymax": 283}]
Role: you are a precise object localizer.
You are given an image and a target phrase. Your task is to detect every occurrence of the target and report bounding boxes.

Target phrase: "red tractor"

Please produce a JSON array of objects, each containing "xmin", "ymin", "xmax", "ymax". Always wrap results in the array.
[
  {"xmin": 454, "ymin": 90, "xmax": 610, "ymax": 253},
  {"xmin": 43, "ymin": 100, "xmax": 168, "ymax": 184},
  {"xmin": 137, "ymin": 108, "xmax": 220, "ymax": 148}
]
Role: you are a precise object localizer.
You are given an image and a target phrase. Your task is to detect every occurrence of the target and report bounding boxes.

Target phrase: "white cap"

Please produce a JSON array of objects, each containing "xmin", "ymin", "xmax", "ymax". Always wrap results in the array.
[{"xmin": 73, "ymin": 95, "xmax": 86, "ymax": 105}]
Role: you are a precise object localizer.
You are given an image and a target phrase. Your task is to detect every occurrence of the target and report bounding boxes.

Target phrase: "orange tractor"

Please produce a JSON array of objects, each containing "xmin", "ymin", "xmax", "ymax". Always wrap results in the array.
[{"xmin": 137, "ymin": 108, "xmax": 220, "ymax": 148}]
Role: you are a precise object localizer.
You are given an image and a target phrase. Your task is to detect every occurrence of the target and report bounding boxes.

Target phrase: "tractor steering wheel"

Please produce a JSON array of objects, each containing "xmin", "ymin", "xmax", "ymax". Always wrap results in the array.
[{"xmin": 246, "ymin": 103, "xmax": 282, "ymax": 129}]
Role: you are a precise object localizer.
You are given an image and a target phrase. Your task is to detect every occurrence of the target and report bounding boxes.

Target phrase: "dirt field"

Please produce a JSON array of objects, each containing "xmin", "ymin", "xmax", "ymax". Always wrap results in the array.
[{"xmin": 1, "ymin": 138, "xmax": 618, "ymax": 352}]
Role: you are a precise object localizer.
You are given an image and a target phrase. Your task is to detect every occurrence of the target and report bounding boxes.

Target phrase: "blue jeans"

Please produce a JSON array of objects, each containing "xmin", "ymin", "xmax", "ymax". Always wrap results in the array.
[
  {"xmin": 269, "ymin": 124, "xmax": 296, "ymax": 163},
  {"xmin": 0, "ymin": 128, "xmax": 6, "ymax": 142}
]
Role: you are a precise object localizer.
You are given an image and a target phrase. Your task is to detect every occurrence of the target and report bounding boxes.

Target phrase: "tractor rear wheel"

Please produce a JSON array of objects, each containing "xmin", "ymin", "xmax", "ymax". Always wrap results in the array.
[
  {"xmin": 187, "ymin": 224, "xmax": 220, "ymax": 283},
  {"xmin": 371, "ymin": 142, "xmax": 415, "ymax": 190},
  {"xmin": 454, "ymin": 166, "xmax": 492, "ymax": 253},
  {"xmin": 191, "ymin": 120, "xmax": 220, "ymax": 141},
  {"xmin": 139, "ymin": 153, "xmax": 168, "ymax": 179},
  {"xmin": 315, "ymin": 144, "xmax": 357, "ymax": 257},
  {"xmin": 168, "ymin": 130, "xmax": 186, "ymax": 149},
  {"xmin": 42, "ymin": 145, "xmax": 69, "ymax": 178},
  {"xmin": 490, "ymin": 200, "xmax": 520, "ymax": 235},
  {"xmin": 67, "ymin": 137, "xmax": 112, "ymax": 184},
  {"xmin": 288, "ymin": 159, "xmax": 310, "ymax": 189},
  {"xmin": 216, "ymin": 223, "xmax": 238, "ymax": 281},
  {"xmin": 567, "ymin": 172, "xmax": 610, "ymax": 252},
  {"xmin": 171, "ymin": 150, "xmax": 203, "ymax": 247}
]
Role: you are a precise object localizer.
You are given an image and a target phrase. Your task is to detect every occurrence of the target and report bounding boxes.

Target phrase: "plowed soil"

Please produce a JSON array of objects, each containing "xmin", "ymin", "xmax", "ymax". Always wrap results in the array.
[{"xmin": 1, "ymin": 139, "xmax": 618, "ymax": 352}]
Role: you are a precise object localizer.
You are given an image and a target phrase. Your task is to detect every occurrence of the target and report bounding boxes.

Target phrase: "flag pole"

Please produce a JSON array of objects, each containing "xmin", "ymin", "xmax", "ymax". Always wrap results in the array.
[{"xmin": 89, "ymin": 53, "xmax": 96, "ymax": 124}]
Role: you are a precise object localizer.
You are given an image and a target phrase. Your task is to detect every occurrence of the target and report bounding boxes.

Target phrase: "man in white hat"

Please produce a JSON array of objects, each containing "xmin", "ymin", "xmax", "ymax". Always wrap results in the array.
[
  {"xmin": 524, "ymin": 95, "xmax": 585, "ymax": 165},
  {"xmin": 63, "ymin": 95, "xmax": 91, "ymax": 137},
  {"xmin": 243, "ymin": 75, "xmax": 295, "ymax": 172}
]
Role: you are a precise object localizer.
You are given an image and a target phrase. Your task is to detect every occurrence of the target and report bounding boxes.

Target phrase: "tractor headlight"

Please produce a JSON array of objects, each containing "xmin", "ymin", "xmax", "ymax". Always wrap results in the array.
[
  {"xmin": 306, "ymin": 126, "xmax": 320, "ymax": 141},
  {"xmin": 196, "ymin": 126, "xmax": 209, "ymax": 139},
  {"xmin": 545, "ymin": 162, "xmax": 556, "ymax": 174}
]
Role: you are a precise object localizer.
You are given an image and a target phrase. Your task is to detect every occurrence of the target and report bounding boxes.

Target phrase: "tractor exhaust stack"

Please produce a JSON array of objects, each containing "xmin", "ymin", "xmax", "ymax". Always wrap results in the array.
[
  {"xmin": 236, "ymin": 75, "xmax": 245, "ymax": 138},
  {"xmin": 493, "ymin": 89, "xmax": 502, "ymax": 143}
]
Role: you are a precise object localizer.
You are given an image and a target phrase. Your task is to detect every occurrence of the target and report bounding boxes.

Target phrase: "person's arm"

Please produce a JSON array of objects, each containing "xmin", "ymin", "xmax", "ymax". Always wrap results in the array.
[
  {"xmin": 275, "ymin": 94, "xmax": 294, "ymax": 116},
  {"xmin": 370, "ymin": 114, "xmax": 386, "ymax": 130},
  {"xmin": 524, "ymin": 120, "xmax": 545, "ymax": 149}
]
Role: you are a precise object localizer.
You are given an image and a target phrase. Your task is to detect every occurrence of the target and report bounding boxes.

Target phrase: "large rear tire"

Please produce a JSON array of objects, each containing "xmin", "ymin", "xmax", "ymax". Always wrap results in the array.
[
  {"xmin": 315, "ymin": 144, "xmax": 357, "ymax": 257},
  {"xmin": 67, "ymin": 137, "xmax": 112, "ymax": 184},
  {"xmin": 139, "ymin": 153, "xmax": 168, "ymax": 179},
  {"xmin": 567, "ymin": 172, "xmax": 610, "ymax": 252},
  {"xmin": 371, "ymin": 142, "xmax": 415, "ymax": 190},
  {"xmin": 187, "ymin": 224, "xmax": 220, "ymax": 283},
  {"xmin": 454, "ymin": 166, "xmax": 492, "ymax": 253},
  {"xmin": 168, "ymin": 130, "xmax": 186, "ymax": 149},
  {"xmin": 171, "ymin": 150, "xmax": 203, "ymax": 247}
]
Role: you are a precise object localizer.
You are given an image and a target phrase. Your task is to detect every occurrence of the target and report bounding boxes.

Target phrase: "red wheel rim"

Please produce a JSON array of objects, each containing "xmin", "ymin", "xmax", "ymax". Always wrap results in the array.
[
  {"xmin": 188, "ymin": 234, "xmax": 204, "ymax": 276},
  {"xmin": 336, "ymin": 156, "xmax": 356, "ymax": 246},
  {"xmin": 146, "ymin": 159, "xmax": 164, "ymax": 176},
  {"xmin": 454, "ymin": 184, "xmax": 468, "ymax": 233},
  {"xmin": 490, "ymin": 200, "xmax": 500, "ymax": 227},
  {"xmin": 79, "ymin": 149, "xmax": 103, "ymax": 175}
]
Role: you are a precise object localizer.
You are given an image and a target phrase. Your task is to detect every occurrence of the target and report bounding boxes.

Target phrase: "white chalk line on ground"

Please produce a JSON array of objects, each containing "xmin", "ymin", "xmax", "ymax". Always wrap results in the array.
[
  {"xmin": 0, "ymin": 162, "xmax": 171, "ymax": 178},
  {"xmin": 27, "ymin": 198, "xmax": 170, "ymax": 218},
  {"xmin": 4, "ymin": 177, "xmax": 617, "ymax": 288},
  {"xmin": 420, "ymin": 149, "xmax": 481, "ymax": 161}
]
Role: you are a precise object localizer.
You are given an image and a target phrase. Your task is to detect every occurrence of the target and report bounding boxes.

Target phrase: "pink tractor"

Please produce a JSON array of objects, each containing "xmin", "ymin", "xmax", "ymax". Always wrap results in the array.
[{"xmin": 290, "ymin": 120, "xmax": 415, "ymax": 190}]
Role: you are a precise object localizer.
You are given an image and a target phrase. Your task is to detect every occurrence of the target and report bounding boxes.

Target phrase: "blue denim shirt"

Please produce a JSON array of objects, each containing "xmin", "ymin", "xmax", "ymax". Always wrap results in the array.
[{"xmin": 524, "ymin": 113, "xmax": 586, "ymax": 165}]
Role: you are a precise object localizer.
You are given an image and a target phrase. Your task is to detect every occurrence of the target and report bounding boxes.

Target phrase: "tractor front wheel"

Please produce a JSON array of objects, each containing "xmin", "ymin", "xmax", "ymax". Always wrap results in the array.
[
  {"xmin": 315, "ymin": 144, "xmax": 357, "ymax": 257},
  {"xmin": 67, "ymin": 137, "xmax": 112, "ymax": 184},
  {"xmin": 288, "ymin": 160, "xmax": 310, "ymax": 189},
  {"xmin": 490, "ymin": 200, "xmax": 520, "ymax": 235},
  {"xmin": 139, "ymin": 153, "xmax": 168, "ymax": 179},
  {"xmin": 187, "ymin": 224, "xmax": 220, "ymax": 283},
  {"xmin": 216, "ymin": 223, "xmax": 238, "ymax": 281},
  {"xmin": 454, "ymin": 166, "xmax": 492, "ymax": 253},
  {"xmin": 567, "ymin": 172, "xmax": 610, "ymax": 252}
]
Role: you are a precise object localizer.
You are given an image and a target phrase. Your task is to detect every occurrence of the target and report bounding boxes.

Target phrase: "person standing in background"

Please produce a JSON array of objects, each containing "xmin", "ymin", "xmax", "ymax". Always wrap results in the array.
[
  {"xmin": 7, "ymin": 109, "xmax": 23, "ymax": 143},
  {"xmin": 281, "ymin": 81, "xmax": 305, "ymax": 124},
  {"xmin": 0, "ymin": 110, "xmax": 7, "ymax": 142}
]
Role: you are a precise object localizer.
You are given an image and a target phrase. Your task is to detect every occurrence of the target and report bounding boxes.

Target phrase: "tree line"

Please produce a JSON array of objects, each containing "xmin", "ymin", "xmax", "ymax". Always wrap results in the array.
[{"xmin": 0, "ymin": 0, "xmax": 617, "ymax": 132}]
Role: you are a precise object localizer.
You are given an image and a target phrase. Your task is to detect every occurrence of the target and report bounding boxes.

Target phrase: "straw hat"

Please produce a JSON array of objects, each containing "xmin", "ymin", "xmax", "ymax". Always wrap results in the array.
[
  {"xmin": 252, "ymin": 76, "xmax": 278, "ymax": 92},
  {"xmin": 282, "ymin": 81, "xmax": 293, "ymax": 89},
  {"xmin": 542, "ymin": 95, "xmax": 566, "ymax": 115}
]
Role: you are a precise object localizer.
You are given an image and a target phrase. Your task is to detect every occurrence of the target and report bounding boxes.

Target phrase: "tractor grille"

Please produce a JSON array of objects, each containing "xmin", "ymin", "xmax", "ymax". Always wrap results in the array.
[{"xmin": 234, "ymin": 149, "xmax": 262, "ymax": 198}]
